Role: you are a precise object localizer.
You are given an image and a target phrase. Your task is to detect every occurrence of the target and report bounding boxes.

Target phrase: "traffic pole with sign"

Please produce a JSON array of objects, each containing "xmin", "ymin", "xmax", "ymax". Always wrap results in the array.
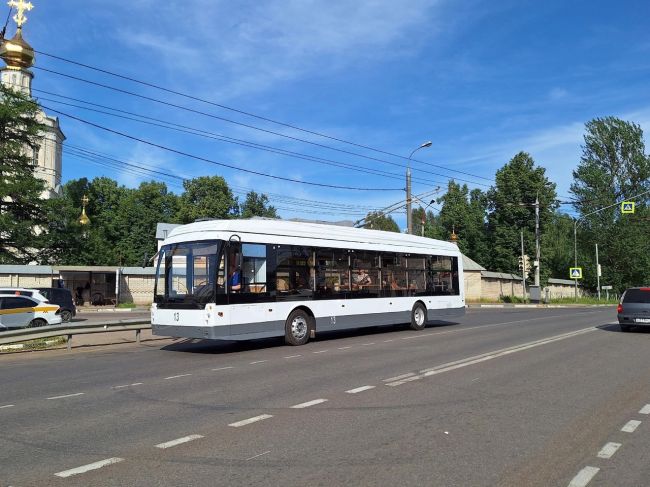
[{"xmin": 621, "ymin": 201, "xmax": 635, "ymax": 214}]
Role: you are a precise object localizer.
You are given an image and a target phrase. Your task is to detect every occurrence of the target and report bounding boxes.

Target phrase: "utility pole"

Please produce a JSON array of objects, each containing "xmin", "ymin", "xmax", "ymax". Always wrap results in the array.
[
  {"xmin": 521, "ymin": 231, "xmax": 526, "ymax": 301},
  {"xmin": 406, "ymin": 141, "xmax": 432, "ymax": 234},
  {"xmin": 534, "ymin": 193, "xmax": 540, "ymax": 287},
  {"xmin": 596, "ymin": 243, "xmax": 601, "ymax": 301},
  {"xmin": 574, "ymin": 219, "xmax": 578, "ymax": 300},
  {"xmin": 406, "ymin": 167, "xmax": 412, "ymax": 234}
]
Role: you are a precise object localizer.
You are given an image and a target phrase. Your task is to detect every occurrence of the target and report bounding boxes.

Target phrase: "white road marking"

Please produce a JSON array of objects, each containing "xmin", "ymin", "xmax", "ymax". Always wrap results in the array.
[
  {"xmin": 291, "ymin": 398, "xmax": 328, "ymax": 409},
  {"xmin": 249, "ymin": 360, "xmax": 268, "ymax": 365},
  {"xmin": 229, "ymin": 414, "xmax": 273, "ymax": 427},
  {"xmin": 337, "ymin": 346, "xmax": 352, "ymax": 350},
  {"xmin": 597, "ymin": 442, "xmax": 621, "ymax": 459},
  {"xmin": 131, "ymin": 382, "xmax": 143, "ymax": 386},
  {"xmin": 621, "ymin": 420, "xmax": 641, "ymax": 433},
  {"xmin": 567, "ymin": 466, "xmax": 600, "ymax": 487},
  {"xmin": 313, "ymin": 350, "xmax": 329, "ymax": 354},
  {"xmin": 386, "ymin": 375, "xmax": 421, "ymax": 387},
  {"xmin": 47, "ymin": 393, "xmax": 84, "ymax": 400},
  {"xmin": 639, "ymin": 404, "xmax": 650, "ymax": 415},
  {"xmin": 155, "ymin": 435, "xmax": 204, "ymax": 449},
  {"xmin": 54, "ymin": 458, "xmax": 124, "ymax": 478},
  {"xmin": 346, "ymin": 386, "xmax": 375, "ymax": 394},
  {"xmin": 383, "ymin": 373, "xmax": 415, "ymax": 382},
  {"xmin": 362, "ymin": 342, "xmax": 376, "ymax": 346},
  {"xmin": 420, "ymin": 327, "xmax": 595, "ymax": 378},
  {"xmin": 0, "ymin": 404, "xmax": 15, "ymax": 409},
  {"xmin": 246, "ymin": 450, "xmax": 271, "ymax": 461},
  {"xmin": 164, "ymin": 373, "xmax": 192, "ymax": 380},
  {"xmin": 383, "ymin": 339, "xmax": 394, "ymax": 342},
  {"xmin": 284, "ymin": 354, "xmax": 302, "ymax": 359},
  {"xmin": 113, "ymin": 385, "xmax": 130, "ymax": 389},
  {"xmin": 212, "ymin": 366, "xmax": 234, "ymax": 371}
]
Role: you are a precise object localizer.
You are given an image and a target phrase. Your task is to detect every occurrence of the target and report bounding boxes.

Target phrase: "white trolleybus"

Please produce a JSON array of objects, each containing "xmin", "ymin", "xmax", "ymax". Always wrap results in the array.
[{"xmin": 152, "ymin": 219, "xmax": 465, "ymax": 346}]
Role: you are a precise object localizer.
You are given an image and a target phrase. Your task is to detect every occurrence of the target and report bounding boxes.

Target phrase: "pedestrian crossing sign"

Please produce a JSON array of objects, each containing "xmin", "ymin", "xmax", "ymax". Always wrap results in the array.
[
  {"xmin": 621, "ymin": 201, "xmax": 635, "ymax": 214},
  {"xmin": 570, "ymin": 267, "xmax": 582, "ymax": 279}
]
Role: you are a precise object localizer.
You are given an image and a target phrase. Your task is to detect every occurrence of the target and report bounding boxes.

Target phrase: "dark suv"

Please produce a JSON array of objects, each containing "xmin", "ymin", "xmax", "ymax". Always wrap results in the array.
[
  {"xmin": 36, "ymin": 288, "xmax": 76, "ymax": 322},
  {"xmin": 618, "ymin": 287, "xmax": 650, "ymax": 332}
]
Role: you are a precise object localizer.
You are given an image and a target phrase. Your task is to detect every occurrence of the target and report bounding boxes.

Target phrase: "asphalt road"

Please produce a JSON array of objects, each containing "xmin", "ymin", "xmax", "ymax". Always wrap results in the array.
[{"xmin": 3, "ymin": 306, "xmax": 649, "ymax": 487}]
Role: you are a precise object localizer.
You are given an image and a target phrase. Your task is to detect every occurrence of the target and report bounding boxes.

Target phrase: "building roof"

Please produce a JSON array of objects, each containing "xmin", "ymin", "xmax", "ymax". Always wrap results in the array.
[
  {"xmin": 548, "ymin": 278, "xmax": 579, "ymax": 286},
  {"xmin": 462, "ymin": 254, "xmax": 486, "ymax": 271},
  {"xmin": 120, "ymin": 267, "xmax": 156, "ymax": 275},
  {"xmin": 481, "ymin": 270, "xmax": 522, "ymax": 280},
  {"xmin": 0, "ymin": 265, "xmax": 53, "ymax": 275},
  {"xmin": 156, "ymin": 223, "xmax": 181, "ymax": 240}
]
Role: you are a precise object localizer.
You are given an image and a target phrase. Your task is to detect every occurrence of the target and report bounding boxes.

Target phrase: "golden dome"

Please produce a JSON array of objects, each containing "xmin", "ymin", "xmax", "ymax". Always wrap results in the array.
[
  {"xmin": 450, "ymin": 229, "xmax": 458, "ymax": 241},
  {"xmin": 0, "ymin": 28, "xmax": 35, "ymax": 69}
]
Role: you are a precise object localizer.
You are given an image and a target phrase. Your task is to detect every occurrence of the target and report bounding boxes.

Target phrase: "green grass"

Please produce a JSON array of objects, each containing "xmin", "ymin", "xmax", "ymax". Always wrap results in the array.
[
  {"xmin": 116, "ymin": 302, "xmax": 137, "ymax": 308},
  {"xmin": 0, "ymin": 336, "xmax": 67, "ymax": 353}
]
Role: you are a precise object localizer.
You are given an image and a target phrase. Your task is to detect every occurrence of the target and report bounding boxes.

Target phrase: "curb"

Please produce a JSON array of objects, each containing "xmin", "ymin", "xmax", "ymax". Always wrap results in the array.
[{"xmin": 467, "ymin": 303, "xmax": 615, "ymax": 309}]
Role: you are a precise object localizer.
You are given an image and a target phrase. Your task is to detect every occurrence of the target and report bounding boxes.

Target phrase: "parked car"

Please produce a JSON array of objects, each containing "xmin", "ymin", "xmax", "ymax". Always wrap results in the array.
[
  {"xmin": 0, "ymin": 294, "xmax": 62, "ymax": 329},
  {"xmin": 617, "ymin": 287, "xmax": 650, "ymax": 332},
  {"xmin": 0, "ymin": 287, "xmax": 49, "ymax": 303},
  {"xmin": 35, "ymin": 288, "xmax": 76, "ymax": 322}
]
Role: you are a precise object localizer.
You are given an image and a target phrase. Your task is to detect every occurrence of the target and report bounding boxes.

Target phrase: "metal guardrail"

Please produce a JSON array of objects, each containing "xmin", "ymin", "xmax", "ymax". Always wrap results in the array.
[{"xmin": 0, "ymin": 319, "xmax": 151, "ymax": 350}]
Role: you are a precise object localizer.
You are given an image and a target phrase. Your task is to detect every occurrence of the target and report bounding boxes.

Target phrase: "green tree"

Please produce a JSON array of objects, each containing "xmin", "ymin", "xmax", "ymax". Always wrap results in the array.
[
  {"xmin": 240, "ymin": 191, "xmax": 278, "ymax": 219},
  {"xmin": 570, "ymin": 117, "xmax": 650, "ymax": 291},
  {"xmin": 542, "ymin": 212, "xmax": 575, "ymax": 280},
  {"xmin": 0, "ymin": 85, "xmax": 49, "ymax": 263},
  {"xmin": 177, "ymin": 176, "xmax": 238, "ymax": 224},
  {"xmin": 486, "ymin": 152, "xmax": 557, "ymax": 282},
  {"xmin": 363, "ymin": 211, "xmax": 400, "ymax": 232},
  {"xmin": 435, "ymin": 181, "xmax": 489, "ymax": 266}
]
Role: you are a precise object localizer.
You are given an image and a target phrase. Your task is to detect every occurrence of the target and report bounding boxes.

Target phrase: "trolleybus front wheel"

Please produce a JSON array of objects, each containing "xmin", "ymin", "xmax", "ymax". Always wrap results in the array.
[{"xmin": 285, "ymin": 309, "xmax": 312, "ymax": 346}]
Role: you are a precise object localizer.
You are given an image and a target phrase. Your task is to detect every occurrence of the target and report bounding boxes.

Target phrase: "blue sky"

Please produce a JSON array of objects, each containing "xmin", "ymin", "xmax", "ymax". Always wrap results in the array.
[{"xmin": 13, "ymin": 0, "xmax": 650, "ymax": 227}]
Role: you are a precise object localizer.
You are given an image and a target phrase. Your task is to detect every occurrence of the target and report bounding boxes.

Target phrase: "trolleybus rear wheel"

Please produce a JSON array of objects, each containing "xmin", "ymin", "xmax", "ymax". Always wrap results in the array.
[{"xmin": 410, "ymin": 302, "xmax": 427, "ymax": 331}]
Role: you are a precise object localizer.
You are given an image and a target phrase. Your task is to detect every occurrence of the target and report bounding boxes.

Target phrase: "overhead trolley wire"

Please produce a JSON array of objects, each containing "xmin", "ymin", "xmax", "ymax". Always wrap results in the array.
[
  {"xmin": 43, "ymin": 105, "xmax": 402, "ymax": 192},
  {"xmin": 34, "ymin": 49, "xmax": 494, "ymax": 183},
  {"xmin": 33, "ymin": 65, "xmax": 491, "ymax": 188}
]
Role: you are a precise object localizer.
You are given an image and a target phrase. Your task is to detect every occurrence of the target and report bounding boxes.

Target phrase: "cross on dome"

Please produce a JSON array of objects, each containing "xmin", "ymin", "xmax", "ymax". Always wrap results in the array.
[{"xmin": 8, "ymin": 0, "xmax": 34, "ymax": 28}]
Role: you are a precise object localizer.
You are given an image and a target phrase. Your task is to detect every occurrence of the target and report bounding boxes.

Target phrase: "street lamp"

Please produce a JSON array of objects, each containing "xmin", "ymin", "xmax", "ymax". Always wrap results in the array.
[
  {"xmin": 406, "ymin": 141, "xmax": 432, "ymax": 234},
  {"xmin": 420, "ymin": 199, "xmax": 435, "ymax": 236}
]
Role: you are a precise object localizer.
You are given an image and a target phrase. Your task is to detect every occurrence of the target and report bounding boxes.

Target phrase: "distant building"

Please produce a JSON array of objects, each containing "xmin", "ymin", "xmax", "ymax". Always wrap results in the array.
[{"xmin": 0, "ymin": 3, "xmax": 65, "ymax": 198}]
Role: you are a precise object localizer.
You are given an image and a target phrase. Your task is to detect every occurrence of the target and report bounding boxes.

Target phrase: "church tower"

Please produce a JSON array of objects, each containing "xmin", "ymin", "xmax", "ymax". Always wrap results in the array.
[{"xmin": 0, "ymin": 0, "xmax": 65, "ymax": 199}]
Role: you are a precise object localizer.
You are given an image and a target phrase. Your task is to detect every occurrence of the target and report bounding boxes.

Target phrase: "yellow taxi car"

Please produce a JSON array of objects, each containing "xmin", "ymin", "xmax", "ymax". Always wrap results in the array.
[{"xmin": 0, "ymin": 294, "xmax": 62, "ymax": 329}]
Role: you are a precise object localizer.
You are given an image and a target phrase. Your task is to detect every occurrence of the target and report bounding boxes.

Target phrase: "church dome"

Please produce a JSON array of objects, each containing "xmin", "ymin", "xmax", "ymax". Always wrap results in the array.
[{"xmin": 0, "ymin": 28, "xmax": 35, "ymax": 69}]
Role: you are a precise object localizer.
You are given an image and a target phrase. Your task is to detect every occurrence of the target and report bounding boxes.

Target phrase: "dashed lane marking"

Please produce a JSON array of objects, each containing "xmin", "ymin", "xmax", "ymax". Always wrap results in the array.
[
  {"xmin": 621, "ymin": 420, "xmax": 641, "ymax": 433},
  {"xmin": 46, "ymin": 393, "xmax": 84, "ymax": 400},
  {"xmin": 54, "ymin": 458, "xmax": 124, "ymax": 478},
  {"xmin": 0, "ymin": 404, "xmax": 14, "ymax": 409},
  {"xmin": 346, "ymin": 386, "xmax": 375, "ymax": 394},
  {"xmin": 383, "ymin": 373, "xmax": 415, "ymax": 382},
  {"xmin": 386, "ymin": 375, "xmax": 421, "ymax": 387},
  {"xmin": 639, "ymin": 404, "xmax": 650, "ymax": 415},
  {"xmin": 291, "ymin": 398, "xmax": 328, "ymax": 409},
  {"xmin": 567, "ymin": 466, "xmax": 599, "ymax": 487},
  {"xmin": 164, "ymin": 374, "xmax": 192, "ymax": 380},
  {"xmin": 383, "ymin": 339, "xmax": 394, "ymax": 342},
  {"xmin": 212, "ymin": 366, "xmax": 234, "ymax": 371},
  {"xmin": 246, "ymin": 450, "xmax": 271, "ymax": 461},
  {"xmin": 155, "ymin": 435, "xmax": 204, "ymax": 449},
  {"xmin": 229, "ymin": 414, "xmax": 273, "ymax": 428},
  {"xmin": 337, "ymin": 346, "xmax": 352, "ymax": 350},
  {"xmin": 597, "ymin": 442, "xmax": 621, "ymax": 459},
  {"xmin": 313, "ymin": 350, "xmax": 329, "ymax": 354},
  {"xmin": 362, "ymin": 342, "xmax": 376, "ymax": 346},
  {"xmin": 284, "ymin": 355, "xmax": 302, "ymax": 359},
  {"xmin": 249, "ymin": 360, "xmax": 268, "ymax": 365}
]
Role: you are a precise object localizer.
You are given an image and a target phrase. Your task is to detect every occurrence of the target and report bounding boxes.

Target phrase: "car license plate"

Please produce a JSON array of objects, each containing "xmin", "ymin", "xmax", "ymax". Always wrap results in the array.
[{"xmin": 635, "ymin": 318, "xmax": 650, "ymax": 323}]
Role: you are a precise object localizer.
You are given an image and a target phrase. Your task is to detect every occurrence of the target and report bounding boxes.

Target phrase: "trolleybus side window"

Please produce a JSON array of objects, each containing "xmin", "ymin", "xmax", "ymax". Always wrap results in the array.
[
  {"xmin": 427, "ymin": 255, "xmax": 460, "ymax": 296},
  {"xmin": 381, "ymin": 253, "xmax": 407, "ymax": 297},
  {"xmin": 350, "ymin": 251, "xmax": 380, "ymax": 298},
  {"xmin": 314, "ymin": 249, "xmax": 349, "ymax": 298},
  {"xmin": 406, "ymin": 254, "xmax": 427, "ymax": 295},
  {"xmin": 241, "ymin": 244, "xmax": 267, "ymax": 293},
  {"xmin": 275, "ymin": 246, "xmax": 313, "ymax": 299}
]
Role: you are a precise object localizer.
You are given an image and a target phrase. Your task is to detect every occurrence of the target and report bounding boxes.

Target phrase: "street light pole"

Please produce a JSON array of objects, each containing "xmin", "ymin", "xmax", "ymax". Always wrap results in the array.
[
  {"xmin": 534, "ymin": 193, "xmax": 540, "ymax": 287},
  {"xmin": 406, "ymin": 141, "xmax": 432, "ymax": 234}
]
